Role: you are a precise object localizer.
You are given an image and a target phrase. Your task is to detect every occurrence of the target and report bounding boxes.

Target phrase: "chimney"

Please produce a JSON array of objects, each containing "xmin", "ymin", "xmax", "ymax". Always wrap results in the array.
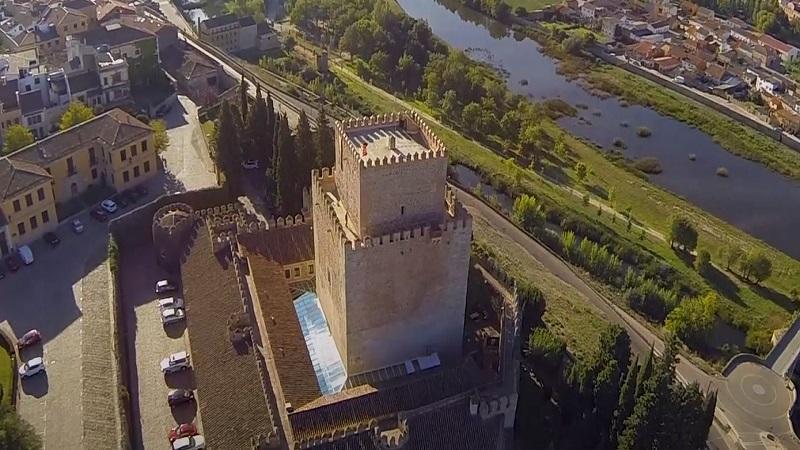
[
  {"xmin": 361, "ymin": 142, "xmax": 368, "ymax": 156},
  {"xmin": 388, "ymin": 135, "xmax": 396, "ymax": 151}
]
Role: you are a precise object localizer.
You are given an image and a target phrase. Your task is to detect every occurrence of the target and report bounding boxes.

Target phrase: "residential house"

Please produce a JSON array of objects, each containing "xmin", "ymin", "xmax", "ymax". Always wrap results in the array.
[
  {"xmin": 0, "ymin": 158, "xmax": 57, "ymax": 253},
  {"xmin": 162, "ymin": 46, "xmax": 228, "ymax": 106},
  {"xmin": 76, "ymin": 23, "xmax": 157, "ymax": 62},
  {"xmin": 256, "ymin": 22, "xmax": 280, "ymax": 51},
  {"xmin": 97, "ymin": 0, "xmax": 136, "ymax": 23},
  {"xmin": 0, "ymin": 79, "xmax": 22, "ymax": 143},
  {"xmin": 758, "ymin": 33, "xmax": 800, "ymax": 61},
  {"xmin": 198, "ymin": 14, "xmax": 254, "ymax": 53},
  {"xmin": 755, "ymin": 71, "xmax": 783, "ymax": 93},
  {"xmin": 704, "ymin": 62, "xmax": 728, "ymax": 84},
  {"xmin": 652, "ymin": 55, "xmax": 681, "ymax": 72}
]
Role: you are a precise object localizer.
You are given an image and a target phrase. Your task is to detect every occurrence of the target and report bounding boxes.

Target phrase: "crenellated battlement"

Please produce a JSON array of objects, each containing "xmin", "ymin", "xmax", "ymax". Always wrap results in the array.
[
  {"xmin": 336, "ymin": 111, "xmax": 447, "ymax": 168},
  {"xmin": 349, "ymin": 215, "xmax": 471, "ymax": 252}
]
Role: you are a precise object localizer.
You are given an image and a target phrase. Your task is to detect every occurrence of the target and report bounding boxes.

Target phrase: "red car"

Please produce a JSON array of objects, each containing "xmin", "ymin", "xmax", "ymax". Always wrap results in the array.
[
  {"xmin": 90, "ymin": 208, "xmax": 108, "ymax": 222},
  {"xmin": 168, "ymin": 423, "xmax": 198, "ymax": 442},
  {"xmin": 17, "ymin": 329, "xmax": 41, "ymax": 348}
]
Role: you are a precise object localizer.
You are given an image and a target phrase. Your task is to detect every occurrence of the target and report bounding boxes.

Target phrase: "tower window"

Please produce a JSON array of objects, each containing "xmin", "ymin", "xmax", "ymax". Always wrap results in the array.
[{"xmin": 401, "ymin": 206, "xmax": 405, "ymax": 215}]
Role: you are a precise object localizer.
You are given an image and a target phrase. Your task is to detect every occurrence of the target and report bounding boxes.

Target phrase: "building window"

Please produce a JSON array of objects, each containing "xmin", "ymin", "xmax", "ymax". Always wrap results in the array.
[
  {"xmin": 401, "ymin": 206, "xmax": 404, "ymax": 215},
  {"xmin": 294, "ymin": 267, "xmax": 300, "ymax": 277},
  {"xmin": 123, "ymin": 171, "xmax": 129, "ymax": 183},
  {"xmin": 284, "ymin": 269, "xmax": 291, "ymax": 279},
  {"xmin": 308, "ymin": 264, "xmax": 314, "ymax": 274},
  {"xmin": 89, "ymin": 147, "xmax": 97, "ymax": 166},
  {"xmin": 121, "ymin": 149, "xmax": 127, "ymax": 161},
  {"xmin": 144, "ymin": 161, "xmax": 151, "ymax": 173},
  {"xmin": 17, "ymin": 222, "xmax": 25, "ymax": 235},
  {"xmin": 42, "ymin": 210, "xmax": 49, "ymax": 223},
  {"xmin": 133, "ymin": 166, "xmax": 140, "ymax": 178},
  {"xmin": 30, "ymin": 216, "xmax": 37, "ymax": 230},
  {"xmin": 131, "ymin": 145, "xmax": 137, "ymax": 157},
  {"xmin": 141, "ymin": 140, "xmax": 148, "ymax": 152},
  {"xmin": 67, "ymin": 157, "xmax": 76, "ymax": 175},
  {"xmin": 13, "ymin": 199, "xmax": 20, "ymax": 212},
  {"xmin": 37, "ymin": 188, "xmax": 44, "ymax": 201},
  {"xmin": 25, "ymin": 193, "xmax": 32, "ymax": 207},
  {"xmin": 91, "ymin": 168, "xmax": 98, "ymax": 179}
]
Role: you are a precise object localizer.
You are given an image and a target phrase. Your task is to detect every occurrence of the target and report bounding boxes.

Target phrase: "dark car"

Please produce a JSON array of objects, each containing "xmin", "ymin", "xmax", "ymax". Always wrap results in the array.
[
  {"xmin": 91, "ymin": 208, "xmax": 109, "ymax": 222},
  {"xmin": 17, "ymin": 329, "xmax": 41, "ymax": 348},
  {"xmin": 167, "ymin": 389, "xmax": 194, "ymax": 407},
  {"xmin": 43, "ymin": 232, "xmax": 60, "ymax": 247},
  {"xmin": 112, "ymin": 194, "xmax": 129, "ymax": 208},
  {"xmin": 134, "ymin": 185, "xmax": 148, "ymax": 198},
  {"xmin": 5, "ymin": 254, "xmax": 20, "ymax": 272},
  {"xmin": 0, "ymin": 267, "xmax": 5, "ymax": 280},
  {"xmin": 168, "ymin": 423, "xmax": 198, "ymax": 443},
  {"xmin": 121, "ymin": 189, "xmax": 139, "ymax": 204}
]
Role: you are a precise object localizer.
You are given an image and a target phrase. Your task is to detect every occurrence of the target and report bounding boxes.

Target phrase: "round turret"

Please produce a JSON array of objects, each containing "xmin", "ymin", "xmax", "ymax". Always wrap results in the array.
[{"xmin": 152, "ymin": 203, "xmax": 196, "ymax": 271}]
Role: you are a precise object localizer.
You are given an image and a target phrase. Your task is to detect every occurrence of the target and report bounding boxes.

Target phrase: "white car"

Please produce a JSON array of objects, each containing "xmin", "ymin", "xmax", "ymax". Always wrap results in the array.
[
  {"xmin": 241, "ymin": 159, "xmax": 259, "ymax": 169},
  {"xmin": 100, "ymin": 199, "xmax": 118, "ymax": 213},
  {"xmin": 173, "ymin": 435, "xmax": 205, "ymax": 450},
  {"xmin": 17, "ymin": 245, "xmax": 33, "ymax": 265},
  {"xmin": 72, "ymin": 219, "xmax": 84, "ymax": 234},
  {"xmin": 161, "ymin": 307, "xmax": 186, "ymax": 325},
  {"xmin": 18, "ymin": 357, "xmax": 45, "ymax": 378},
  {"xmin": 155, "ymin": 279, "xmax": 176, "ymax": 294},
  {"xmin": 158, "ymin": 297, "xmax": 184, "ymax": 310},
  {"xmin": 160, "ymin": 351, "xmax": 190, "ymax": 374}
]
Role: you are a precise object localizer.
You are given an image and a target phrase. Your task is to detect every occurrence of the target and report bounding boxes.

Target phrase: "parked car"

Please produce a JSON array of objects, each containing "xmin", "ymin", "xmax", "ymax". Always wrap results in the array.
[
  {"xmin": 161, "ymin": 307, "xmax": 185, "ymax": 325},
  {"xmin": 43, "ymin": 232, "xmax": 60, "ymax": 247},
  {"xmin": 160, "ymin": 351, "xmax": 190, "ymax": 374},
  {"xmin": 5, "ymin": 254, "xmax": 20, "ymax": 272},
  {"xmin": 72, "ymin": 219, "xmax": 85, "ymax": 234},
  {"xmin": 155, "ymin": 279, "xmax": 177, "ymax": 294},
  {"xmin": 121, "ymin": 190, "xmax": 139, "ymax": 204},
  {"xmin": 17, "ymin": 330, "xmax": 42, "ymax": 348},
  {"xmin": 18, "ymin": 357, "xmax": 45, "ymax": 378},
  {"xmin": 0, "ymin": 267, "xmax": 4, "ymax": 280},
  {"xmin": 158, "ymin": 297, "xmax": 184, "ymax": 310},
  {"xmin": 241, "ymin": 159, "xmax": 259, "ymax": 169},
  {"xmin": 172, "ymin": 435, "xmax": 205, "ymax": 450},
  {"xmin": 134, "ymin": 185, "xmax": 148, "ymax": 198},
  {"xmin": 100, "ymin": 199, "xmax": 118, "ymax": 213},
  {"xmin": 167, "ymin": 388, "xmax": 194, "ymax": 407},
  {"xmin": 17, "ymin": 245, "xmax": 33, "ymax": 265},
  {"xmin": 168, "ymin": 423, "xmax": 199, "ymax": 443},
  {"xmin": 91, "ymin": 208, "xmax": 109, "ymax": 222},
  {"xmin": 112, "ymin": 194, "xmax": 129, "ymax": 209}
]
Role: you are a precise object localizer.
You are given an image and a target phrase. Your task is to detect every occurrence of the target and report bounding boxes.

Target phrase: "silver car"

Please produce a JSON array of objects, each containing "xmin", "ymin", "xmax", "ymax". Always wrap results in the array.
[
  {"xmin": 160, "ymin": 351, "xmax": 190, "ymax": 374},
  {"xmin": 158, "ymin": 297, "xmax": 184, "ymax": 311},
  {"xmin": 161, "ymin": 307, "xmax": 185, "ymax": 325}
]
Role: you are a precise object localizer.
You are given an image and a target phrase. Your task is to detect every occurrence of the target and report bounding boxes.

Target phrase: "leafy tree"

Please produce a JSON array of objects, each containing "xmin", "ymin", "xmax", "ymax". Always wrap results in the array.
[
  {"xmin": 3, "ymin": 125, "xmax": 34, "ymax": 154},
  {"xmin": 519, "ymin": 123, "xmax": 543, "ymax": 154},
  {"xmin": 340, "ymin": 19, "xmax": 379, "ymax": 59},
  {"xmin": 315, "ymin": 106, "xmax": 334, "ymax": 168},
  {"xmin": 665, "ymin": 293, "xmax": 718, "ymax": 346},
  {"xmin": 395, "ymin": 53, "xmax": 420, "ymax": 93},
  {"xmin": 0, "ymin": 405, "xmax": 41, "ymax": 450},
  {"xmin": 512, "ymin": 194, "xmax": 544, "ymax": 230},
  {"xmin": 59, "ymin": 101, "xmax": 95, "ymax": 130},
  {"xmin": 740, "ymin": 252, "xmax": 773, "ymax": 284},
  {"xmin": 461, "ymin": 102, "xmax": 483, "ymax": 134},
  {"xmin": 150, "ymin": 119, "xmax": 169, "ymax": 153},
  {"xmin": 368, "ymin": 51, "xmax": 390, "ymax": 84},
  {"xmin": 515, "ymin": 6, "xmax": 528, "ymax": 16},
  {"xmin": 720, "ymin": 245, "xmax": 744, "ymax": 271},
  {"xmin": 239, "ymin": 74, "xmax": 249, "ymax": 123},
  {"xmin": 554, "ymin": 135, "xmax": 567, "ymax": 158},
  {"xmin": 695, "ymin": 249, "xmax": 712, "ymax": 275},
  {"xmin": 669, "ymin": 216, "xmax": 698, "ymax": 252},
  {"xmin": 295, "ymin": 110, "xmax": 315, "ymax": 190},
  {"xmin": 528, "ymin": 327, "xmax": 565, "ymax": 369},
  {"xmin": 441, "ymin": 90, "xmax": 459, "ymax": 118},
  {"xmin": 575, "ymin": 161, "xmax": 588, "ymax": 183},
  {"xmin": 224, "ymin": 0, "xmax": 265, "ymax": 21}
]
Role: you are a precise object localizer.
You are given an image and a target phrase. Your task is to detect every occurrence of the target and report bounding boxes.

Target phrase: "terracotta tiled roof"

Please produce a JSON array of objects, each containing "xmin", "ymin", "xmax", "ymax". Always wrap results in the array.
[
  {"xmin": 239, "ymin": 223, "xmax": 314, "ymax": 266},
  {"xmin": 310, "ymin": 397, "xmax": 505, "ymax": 450},
  {"xmin": 181, "ymin": 228, "xmax": 276, "ymax": 449},
  {"xmin": 249, "ymin": 255, "xmax": 321, "ymax": 408},
  {"xmin": 289, "ymin": 363, "xmax": 483, "ymax": 443},
  {"xmin": 9, "ymin": 109, "xmax": 151, "ymax": 166},
  {"xmin": 0, "ymin": 158, "xmax": 51, "ymax": 201}
]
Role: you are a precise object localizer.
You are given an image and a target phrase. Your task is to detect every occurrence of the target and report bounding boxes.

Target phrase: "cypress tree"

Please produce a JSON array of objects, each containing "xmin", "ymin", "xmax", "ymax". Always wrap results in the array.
[
  {"xmin": 266, "ymin": 90, "xmax": 276, "ymax": 138},
  {"xmin": 315, "ymin": 106, "xmax": 335, "ymax": 168},
  {"xmin": 239, "ymin": 74, "xmax": 248, "ymax": 123},
  {"xmin": 611, "ymin": 356, "xmax": 639, "ymax": 449},
  {"xmin": 215, "ymin": 101, "xmax": 242, "ymax": 192},
  {"xmin": 617, "ymin": 392, "xmax": 658, "ymax": 450},
  {"xmin": 295, "ymin": 110, "xmax": 315, "ymax": 190},
  {"xmin": 248, "ymin": 84, "xmax": 271, "ymax": 165},
  {"xmin": 635, "ymin": 346, "xmax": 654, "ymax": 399},
  {"xmin": 273, "ymin": 114, "xmax": 300, "ymax": 216}
]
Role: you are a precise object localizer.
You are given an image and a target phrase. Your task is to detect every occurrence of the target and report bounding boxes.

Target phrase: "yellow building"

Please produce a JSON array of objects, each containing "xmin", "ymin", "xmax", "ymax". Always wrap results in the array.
[{"xmin": 0, "ymin": 109, "xmax": 156, "ymax": 255}]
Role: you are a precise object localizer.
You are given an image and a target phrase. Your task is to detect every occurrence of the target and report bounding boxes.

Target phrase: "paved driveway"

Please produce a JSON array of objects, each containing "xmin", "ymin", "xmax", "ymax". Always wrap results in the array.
[{"xmin": 0, "ymin": 211, "xmax": 108, "ymax": 450}]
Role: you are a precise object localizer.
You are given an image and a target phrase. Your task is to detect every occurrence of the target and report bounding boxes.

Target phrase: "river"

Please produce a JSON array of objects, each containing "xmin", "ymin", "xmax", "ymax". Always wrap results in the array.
[{"xmin": 397, "ymin": 0, "xmax": 800, "ymax": 259}]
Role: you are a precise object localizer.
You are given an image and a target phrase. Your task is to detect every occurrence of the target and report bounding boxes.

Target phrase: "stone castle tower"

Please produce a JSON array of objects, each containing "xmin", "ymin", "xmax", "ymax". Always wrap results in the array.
[{"xmin": 312, "ymin": 112, "xmax": 473, "ymax": 376}]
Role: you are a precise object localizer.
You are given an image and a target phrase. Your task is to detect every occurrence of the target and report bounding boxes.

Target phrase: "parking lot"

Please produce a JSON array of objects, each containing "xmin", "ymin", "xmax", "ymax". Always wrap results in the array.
[
  {"xmin": 0, "ymin": 208, "xmax": 109, "ymax": 450},
  {"xmin": 120, "ymin": 242, "xmax": 200, "ymax": 449}
]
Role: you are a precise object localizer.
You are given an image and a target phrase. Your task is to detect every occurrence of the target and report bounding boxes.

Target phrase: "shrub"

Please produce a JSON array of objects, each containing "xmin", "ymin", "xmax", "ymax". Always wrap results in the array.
[
  {"xmin": 636, "ymin": 126, "xmax": 652, "ymax": 137},
  {"xmin": 633, "ymin": 157, "xmax": 663, "ymax": 174},
  {"xmin": 695, "ymin": 249, "xmax": 712, "ymax": 275},
  {"xmin": 612, "ymin": 137, "xmax": 627, "ymax": 148}
]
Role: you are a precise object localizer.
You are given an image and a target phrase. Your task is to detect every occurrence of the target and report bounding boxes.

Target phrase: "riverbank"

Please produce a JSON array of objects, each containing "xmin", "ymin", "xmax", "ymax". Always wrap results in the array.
[{"xmin": 333, "ymin": 62, "xmax": 798, "ymax": 362}]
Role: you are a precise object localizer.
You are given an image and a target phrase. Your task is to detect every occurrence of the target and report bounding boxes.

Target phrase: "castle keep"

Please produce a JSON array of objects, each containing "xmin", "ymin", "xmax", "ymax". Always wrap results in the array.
[{"xmin": 312, "ymin": 112, "xmax": 473, "ymax": 375}]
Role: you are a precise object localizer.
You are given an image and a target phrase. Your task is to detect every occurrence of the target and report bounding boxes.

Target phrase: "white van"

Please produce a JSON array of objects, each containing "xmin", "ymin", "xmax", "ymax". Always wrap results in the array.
[{"xmin": 17, "ymin": 245, "xmax": 34, "ymax": 265}]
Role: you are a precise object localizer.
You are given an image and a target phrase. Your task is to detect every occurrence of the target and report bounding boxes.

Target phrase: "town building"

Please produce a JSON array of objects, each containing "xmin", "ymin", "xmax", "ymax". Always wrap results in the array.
[
  {"xmin": 0, "ymin": 109, "xmax": 155, "ymax": 254},
  {"xmin": 198, "ymin": 14, "xmax": 281, "ymax": 53}
]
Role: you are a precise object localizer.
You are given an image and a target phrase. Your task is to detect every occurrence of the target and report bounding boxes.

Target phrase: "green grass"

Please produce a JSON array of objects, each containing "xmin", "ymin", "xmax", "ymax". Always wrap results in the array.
[
  {"xmin": 504, "ymin": 0, "xmax": 562, "ymax": 12},
  {"xmin": 333, "ymin": 62, "xmax": 800, "ymax": 358},
  {"xmin": 0, "ymin": 344, "xmax": 12, "ymax": 406}
]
